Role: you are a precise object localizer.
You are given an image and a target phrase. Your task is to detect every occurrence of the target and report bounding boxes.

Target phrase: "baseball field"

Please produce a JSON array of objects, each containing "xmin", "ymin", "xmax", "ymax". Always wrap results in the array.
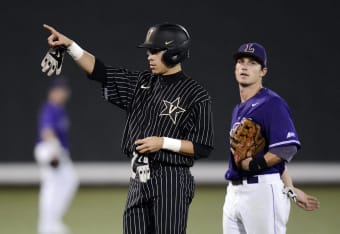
[{"xmin": 1, "ymin": 185, "xmax": 339, "ymax": 234}]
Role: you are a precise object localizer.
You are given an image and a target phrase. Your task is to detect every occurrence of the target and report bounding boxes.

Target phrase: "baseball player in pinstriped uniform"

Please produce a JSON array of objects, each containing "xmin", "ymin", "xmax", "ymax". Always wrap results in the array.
[
  {"xmin": 223, "ymin": 43, "xmax": 319, "ymax": 234},
  {"xmin": 42, "ymin": 23, "xmax": 214, "ymax": 234}
]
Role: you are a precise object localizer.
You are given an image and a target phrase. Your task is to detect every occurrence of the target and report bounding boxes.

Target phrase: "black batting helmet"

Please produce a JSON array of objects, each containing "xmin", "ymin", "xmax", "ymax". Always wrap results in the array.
[{"xmin": 138, "ymin": 23, "xmax": 190, "ymax": 67}]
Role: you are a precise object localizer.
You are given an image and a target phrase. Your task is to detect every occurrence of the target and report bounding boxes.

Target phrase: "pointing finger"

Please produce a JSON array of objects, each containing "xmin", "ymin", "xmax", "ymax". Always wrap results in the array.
[{"xmin": 43, "ymin": 24, "xmax": 57, "ymax": 33}]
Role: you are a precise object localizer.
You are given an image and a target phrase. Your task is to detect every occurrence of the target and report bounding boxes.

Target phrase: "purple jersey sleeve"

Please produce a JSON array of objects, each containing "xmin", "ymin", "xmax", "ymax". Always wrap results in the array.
[
  {"xmin": 263, "ymin": 97, "xmax": 301, "ymax": 149},
  {"xmin": 39, "ymin": 104, "xmax": 54, "ymax": 130},
  {"xmin": 37, "ymin": 102, "xmax": 69, "ymax": 149}
]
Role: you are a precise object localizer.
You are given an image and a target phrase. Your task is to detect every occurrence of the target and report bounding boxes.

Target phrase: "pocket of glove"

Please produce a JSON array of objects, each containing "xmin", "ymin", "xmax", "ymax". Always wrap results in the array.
[{"xmin": 230, "ymin": 118, "xmax": 266, "ymax": 168}]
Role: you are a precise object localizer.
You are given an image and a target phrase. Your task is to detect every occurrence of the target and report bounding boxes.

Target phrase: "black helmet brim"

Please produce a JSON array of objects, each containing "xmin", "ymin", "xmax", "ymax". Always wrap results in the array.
[{"xmin": 137, "ymin": 42, "xmax": 164, "ymax": 50}]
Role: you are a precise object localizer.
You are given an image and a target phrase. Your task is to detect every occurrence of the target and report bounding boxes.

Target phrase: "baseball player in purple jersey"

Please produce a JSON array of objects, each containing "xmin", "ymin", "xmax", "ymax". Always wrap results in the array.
[
  {"xmin": 223, "ymin": 43, "xmax": 319, "ymax": 234},
  {"xmin": 34, "ymin": 79, "xmax": 78, "ymax": 234}
]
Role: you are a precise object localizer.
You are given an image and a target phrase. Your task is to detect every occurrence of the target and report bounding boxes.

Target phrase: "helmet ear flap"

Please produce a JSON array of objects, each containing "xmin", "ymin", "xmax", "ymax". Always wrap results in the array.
[{"xmin": 162, "ymin": 40, "xmax": 190, "ymax": 67}]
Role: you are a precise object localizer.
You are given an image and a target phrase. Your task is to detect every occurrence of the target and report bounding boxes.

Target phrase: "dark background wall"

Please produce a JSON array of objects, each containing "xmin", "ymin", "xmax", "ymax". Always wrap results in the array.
[{"xmin": 1, "ymin": 0, "xmax": 339, "ymax": 162}]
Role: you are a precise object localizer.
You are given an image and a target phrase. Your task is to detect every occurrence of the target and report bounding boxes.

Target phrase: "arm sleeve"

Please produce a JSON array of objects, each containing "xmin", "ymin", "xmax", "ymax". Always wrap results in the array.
[
  {"xmin": 88, "ymin": 58, "xmax": 141, "ymax": 110},
  {"xmin": 39, "ymin": 106, "xmax": 54, "ymax": 132},
  {"xmin": 264, "ymin": 97, "xmax": 301, "ymax": 150},
  {"xmin": 186, "ymin": 99, "xmax": 214, "ymax": 159},
  {"xmin": 269, "ymin": 145, "xmax": 298, "ymax": 162},
  {"xmin": 193, "ymin": 143, "xmax": 214, "ymax": 160}
]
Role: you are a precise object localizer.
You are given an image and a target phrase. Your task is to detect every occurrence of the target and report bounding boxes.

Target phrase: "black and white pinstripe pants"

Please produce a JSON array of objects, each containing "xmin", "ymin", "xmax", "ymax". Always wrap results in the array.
[{"xmin": 123, "ymin": 165, "xmax": 195, "ymax": 234}]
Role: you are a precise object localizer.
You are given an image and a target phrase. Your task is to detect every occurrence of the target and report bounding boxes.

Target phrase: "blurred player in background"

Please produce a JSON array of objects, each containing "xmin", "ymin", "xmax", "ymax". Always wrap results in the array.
[
  {"xmin": 223, "ymin": 42, "xmax": 319, "ymax": 234},
  {"xmin": 34, "ymin": 78, "xmax": 79, "ymax": 234}
]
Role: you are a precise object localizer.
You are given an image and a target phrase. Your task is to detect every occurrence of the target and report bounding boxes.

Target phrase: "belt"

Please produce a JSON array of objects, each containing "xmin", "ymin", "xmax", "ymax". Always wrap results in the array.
[
  {"xmin": 230, "ymin": 173, "xmax": 281, "ymax": 186},
  {"xmin": 231, "ymin": 176, "xmax": 259, "ymax": 185}
]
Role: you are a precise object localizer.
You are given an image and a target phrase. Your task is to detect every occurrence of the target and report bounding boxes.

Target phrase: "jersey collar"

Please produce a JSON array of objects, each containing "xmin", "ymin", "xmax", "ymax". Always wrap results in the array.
[{"xmin": 159, "ymin": 71, "xmax": 188, "ymax": 85}]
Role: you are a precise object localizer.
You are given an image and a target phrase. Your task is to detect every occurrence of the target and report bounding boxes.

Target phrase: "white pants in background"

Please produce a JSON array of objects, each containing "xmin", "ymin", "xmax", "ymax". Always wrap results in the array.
[
  {"xmin": 37, "ymin": 155, "xmax": 79, "ymax": 234},
  {"xmin": 223, "ymin": 173, "xmax": 290, "ymax": 234}
]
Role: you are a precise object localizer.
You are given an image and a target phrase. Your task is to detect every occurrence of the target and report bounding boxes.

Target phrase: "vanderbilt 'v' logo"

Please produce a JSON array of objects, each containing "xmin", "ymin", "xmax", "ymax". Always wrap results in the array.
[{"xmin": 159, "ymin": 97, "xmax": 186, "ymax": 124}]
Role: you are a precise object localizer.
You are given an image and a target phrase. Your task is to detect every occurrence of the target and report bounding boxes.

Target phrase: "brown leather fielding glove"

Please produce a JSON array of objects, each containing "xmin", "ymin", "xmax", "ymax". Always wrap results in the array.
[{"xmin": 230, "ymin": 118, "xmax": 266, "ymax": 169}]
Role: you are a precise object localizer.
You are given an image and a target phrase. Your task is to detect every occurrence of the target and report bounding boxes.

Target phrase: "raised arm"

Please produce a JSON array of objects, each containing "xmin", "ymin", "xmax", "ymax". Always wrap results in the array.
[{"xmin": 43, "ymin": 24, "xmax": 95, "ymax": 75}]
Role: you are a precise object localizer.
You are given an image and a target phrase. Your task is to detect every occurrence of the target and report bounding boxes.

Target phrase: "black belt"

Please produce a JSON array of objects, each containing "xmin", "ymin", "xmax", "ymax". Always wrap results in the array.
[{"xmin": 231, "ymin": 176, "xmax": 259, "ymax": 185}]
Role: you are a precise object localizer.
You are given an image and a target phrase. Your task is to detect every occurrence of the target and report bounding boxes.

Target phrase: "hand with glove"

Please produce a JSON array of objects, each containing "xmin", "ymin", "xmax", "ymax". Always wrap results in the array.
[
  {"xmin": 41, "ymin": 24, "xmax": 87, "ymax": 76},
  {"xmin": 41, "ymin": 46, "xmax": 66, "ymax": 76},
  {"xmin": 230, "ymin": 118, "xmax": 266, "ymax": 169},
  {"xmin": 41, "ymin": 24, "xmax": 94, "ymax": 76}
]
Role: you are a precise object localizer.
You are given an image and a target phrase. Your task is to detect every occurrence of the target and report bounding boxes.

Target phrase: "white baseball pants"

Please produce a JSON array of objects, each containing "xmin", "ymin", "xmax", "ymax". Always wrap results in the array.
[
  {"xmin": 37, "ymin": 155, "xmax": 78, "ymax": 234},
  {"xmin": 223, "ymin": 173, "xmax": 290, "ymax": 234}
]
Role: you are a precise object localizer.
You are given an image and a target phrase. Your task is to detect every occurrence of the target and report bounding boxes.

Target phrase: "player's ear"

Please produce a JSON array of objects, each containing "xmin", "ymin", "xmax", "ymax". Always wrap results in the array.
[{"xmin": 261, "ymin": 67, "xmax": 268, "ymax": 77}]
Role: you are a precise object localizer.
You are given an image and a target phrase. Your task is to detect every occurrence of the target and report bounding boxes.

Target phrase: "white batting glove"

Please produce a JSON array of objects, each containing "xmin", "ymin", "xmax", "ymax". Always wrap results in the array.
[
  {"xmin": 283, "ymin": 186, "xmax": 297, "ymax": 203},
  {"xmin": 41, "ymin": 46, "xmax": 66, "ymax": 76}
]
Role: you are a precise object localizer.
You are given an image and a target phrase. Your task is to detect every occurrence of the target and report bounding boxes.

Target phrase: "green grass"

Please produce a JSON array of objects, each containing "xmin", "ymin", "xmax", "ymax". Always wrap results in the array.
[{"xmin": 0, "ymin": 186, "xmax": 339, "ymax": 234}]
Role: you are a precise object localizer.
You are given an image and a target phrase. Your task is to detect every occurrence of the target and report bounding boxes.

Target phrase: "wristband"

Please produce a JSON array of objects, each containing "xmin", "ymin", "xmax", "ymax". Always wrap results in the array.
[
  {"xmin": 162, "ymin": 137, "xmax": 181, "ymax": 152},
  {"xmin": 67, "ymin": 42, "xmax": 84, "ymax": 60},
  {"xmin": 249, "ymin": 157, "xmax": 267, "ymax": 172}
]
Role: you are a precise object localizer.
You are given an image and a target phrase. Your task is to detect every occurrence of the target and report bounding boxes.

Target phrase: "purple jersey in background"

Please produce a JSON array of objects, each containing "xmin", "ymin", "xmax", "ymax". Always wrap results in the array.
[
  {"xmin": 225, "ymin": 88, "xmax": 301, "ymax": 180},
  {"xmin": 37, "ymin": 101, "xmax": 70, "ymax": 150}
]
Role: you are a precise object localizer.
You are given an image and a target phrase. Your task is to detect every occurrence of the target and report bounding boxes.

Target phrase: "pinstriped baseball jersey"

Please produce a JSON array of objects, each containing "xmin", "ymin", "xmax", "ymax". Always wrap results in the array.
[{"xmin": 89, "ymin": 59, "xmax": 214, "ymax": 166}]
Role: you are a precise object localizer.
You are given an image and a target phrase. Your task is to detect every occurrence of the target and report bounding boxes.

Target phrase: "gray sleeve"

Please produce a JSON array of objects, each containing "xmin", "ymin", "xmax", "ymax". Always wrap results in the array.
[{"xmin": 269, "ymin": 145, "xmax": 298, "ymax": 162}]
